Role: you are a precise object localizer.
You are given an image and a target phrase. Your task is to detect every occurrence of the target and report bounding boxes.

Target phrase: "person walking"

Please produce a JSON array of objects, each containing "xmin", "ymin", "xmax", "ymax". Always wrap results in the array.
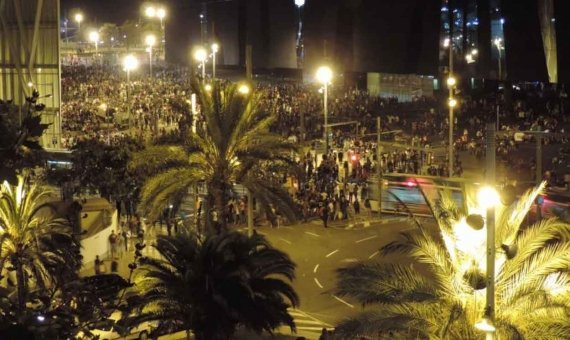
[
  {"xmin": 108, "ymin": 230, "xmax": 118, "ymax": 258},
  {"xmin": 320, "ymin": 203, "xmax": 329, "ymax": 228},
  {"xmin": 94, "ymin": 255, "xmax": 102, "ymax": 275}
]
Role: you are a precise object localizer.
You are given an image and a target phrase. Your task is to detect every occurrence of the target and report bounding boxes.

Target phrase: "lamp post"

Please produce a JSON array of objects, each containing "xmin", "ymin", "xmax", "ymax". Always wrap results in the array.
[
  {"xmin": 474, "ymin": 123, "xmax": 498, "ymax": 339},
  {"xmin": 89, "ymin": 31, "xmax": 99, "ymax": 54},
  {"xmin": 145, "ymin": 6, "xmax": 156, "ymax": 18},
  {"xmin": 157, "ymin": 8, "xmax": 166, "ymax": 59},
  {"xmin": 447, "ymin": 76, "xmax": 457, "ymax": 177},
  {"xmin": 237, "ymin": 83, "xmax": 253, "ymax": 237},
  {"xmin": 145, "ymin": 34, "xmax": 156, "ymax": 76},
  {"xmin": 157, "ymin": 8, "xmax": 166, "ymax": 29},
  {"xmin": 316, "ymin": 66, "xmax": 332, "ymax": 155},
  {"xmin": 494, "ymin": 38, "xmax": 503, "ymax": 81},
  {"xmin": 194, "ymin": 47, "xmax": 207, "ymax": 79},
  {"xmin": 74, "ymin": 13, "xmax": 83, "ymax": 34},
  {"xmin": 211, "ymin": 43, "xmax": 219, "ymax": 79},
  {"xmin": 123, "ymin": 55, "xmax": 139, "ymax": 128}
]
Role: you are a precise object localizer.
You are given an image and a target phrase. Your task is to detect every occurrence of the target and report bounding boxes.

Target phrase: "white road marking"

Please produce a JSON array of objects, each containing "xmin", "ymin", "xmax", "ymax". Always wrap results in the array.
[
  {"xmin": 325, "ymin": 249, "xmax": 339, "ymax": 258},
  {"xmin": 355, "ymin": 235, "xmax": 378, "ymax": 243},
  {"xmin": 314, "ymin": 277, "xmax": 324, "ymax": 289},
  {"xmin": 279, "ymin": 238, "xmax": 292, "ymax": 245},
  {"xmin": 341, "ymin": 258, "xmax": 359, "ymax": 263},
  {"xmin": 368, "ymin": 250, "xmax": 380, "ymax": 259},
  {"xmin": 313, "ymin": 264, "xmax": 319, "ymax": 273},
  {"xmin": 332, "ymin": 295, "xmax": 355, "ymax": 308},
  {"xmin": 305, "ymin": 231, "xmax": 320, "ymax": 237}
]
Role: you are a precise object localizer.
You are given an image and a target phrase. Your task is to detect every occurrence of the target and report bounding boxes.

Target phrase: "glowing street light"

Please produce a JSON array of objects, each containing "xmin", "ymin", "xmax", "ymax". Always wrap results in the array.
[
  {"xmin": 477, "ymin": 186, "xmax": 499, "ymax": 210},
  {"xmin": 123, "ymin": 55, "xmax": 139, "ymax": 127},
  {"xmin": 211, "ymin": 43, "xmax": 219, "ymax": 79},
  {"xmin": 494, "ymin": 38, "xmax": 503, "ymax": 80},
  {"xmin": 145, "ymin": 34, "xmax": 157, "ymax": 76},
  {"xmin": 447, "ymin": 74, "xmax": 457, "ymax": 176},
  {"xmin": 88, "ymin": 31, "xmax": 99, "ymax": 54},
  {"xmin": 448, "ymin": 98, "xmax": 457, "ymax": 108},
  {"xmin": 238, "ymin": 84, "xmax": 250, "ymax": 95},
  {"xmin": 316, "ymin": 65, "xmax": 332, "ymax": 154},
  {"xmin": 74, "ymin": 13, "xmax": 83, "ymax": 31},
  {"xmin": 157, "ymin": 7, "xmax": 166, "ymax": 28},
  {"xmin": 476, "ymin": 184, "xmax": 499, "ymax": 340},
  {"xmin": 295, "ymin": 0, "xmax": 305, "ymax": 7},
  {"xmin": 145, "ymin": 6, "xmax": 156, "ymax": 18},
  {"xmin": 194, "ymin": 47, "xmax": 207, "ymax": 79}
]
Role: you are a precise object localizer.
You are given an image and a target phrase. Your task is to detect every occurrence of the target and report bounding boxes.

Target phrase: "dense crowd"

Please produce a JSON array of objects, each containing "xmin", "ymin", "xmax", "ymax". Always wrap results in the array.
[
  {"xmin": 61, "ymin": 64, "xmax": 570, "ymax": 193},
  {"xmin": 61, "ymin": 65, "xmax": 191, "ymax": 147}
]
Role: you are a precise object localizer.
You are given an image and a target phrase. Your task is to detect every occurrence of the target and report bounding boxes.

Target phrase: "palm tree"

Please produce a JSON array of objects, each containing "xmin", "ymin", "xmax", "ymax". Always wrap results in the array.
[
  {"xmin": 129, "ymin": 230, "xmax": 299, "ymax": 340},
  {"xmin": 335, "ymin": 182, "xmax": 570, "ymax": 339},
  {"xmin": 130, "ymin": 81, "xmax": 298, "ymax": 231},
  {"xmin": 0, "ymin": 176, "xmax": 79, "ymax": 310}
]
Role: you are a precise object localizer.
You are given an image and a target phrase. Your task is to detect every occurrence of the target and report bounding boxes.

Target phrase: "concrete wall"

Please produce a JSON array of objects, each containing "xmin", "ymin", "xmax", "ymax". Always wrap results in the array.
[{"xmin": 81, "ymin": 209, "xmax": 117, "ymax": 266}]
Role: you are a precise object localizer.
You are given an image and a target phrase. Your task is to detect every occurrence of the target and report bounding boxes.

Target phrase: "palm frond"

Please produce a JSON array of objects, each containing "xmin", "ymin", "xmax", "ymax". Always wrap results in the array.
[{"xmin": 336, "ymin": 262, "xmax": 439, "ymax": 305}]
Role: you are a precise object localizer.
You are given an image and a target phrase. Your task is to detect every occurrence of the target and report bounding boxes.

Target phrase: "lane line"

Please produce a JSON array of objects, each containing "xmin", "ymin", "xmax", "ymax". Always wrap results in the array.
[
  {"xmin": 305, "ymin": 231, "xmax": 320, "ymax": 237},
  {"xmin": 355, "ymin": 235, "xmax": 378, "ymax": 243},
  {"xmin": 279, "ymin": 238, "xmax": 292, "ymax": 245},
  {"xmin": 325, "ymin": 249, "xmax": 339, "ymax": 258},
  {"xmin": 313, "ymin": 264, "xmax": 319, "ymax": 273},
  {"xmin": 368, "ymin": 250, "xmax": 379, "ymax": 259},
  {"xmin": 314, "ymin": 277, "xmax": 324, "ymax": 289},
  {"xmin": 332, "ymin": 295, "xmax": 354, "ymax": 308}
]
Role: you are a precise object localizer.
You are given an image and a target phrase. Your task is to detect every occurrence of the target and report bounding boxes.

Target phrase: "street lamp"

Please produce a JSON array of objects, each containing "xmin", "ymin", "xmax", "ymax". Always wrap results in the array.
[
  {"xmin": 74, "ymin": 13, "xmax": 83, "ymax": 32},
  {"xmin": 494, "ymin": 38, "xmax": 503, "ymax": 80},
  {"xmin": 316, "ymin": 65, "xmax": 332, "ymax": 155},
  {"xmin": 123, "ymin": 55, "xmax": 139, "ymax": 128},
  {"xmin": 211, "ymin": 43, "xmax": 219, "ymax": 79},
  {"xmin": 145, "ymin": 6, "xmax": 156, "ymax": 18},
  {"xmin": 238, "ymin": 84, "xmax": 250, "ymax": 95},
  {"xmin": 145, "ymin": 34, "xmax": 156, "ymax": 76},
  {"xmin": 447, "ymin": 75, "xmax": 457, "ymax": 177},
  {"xmin": 295, "ymin": 0, "xmax": 305, "ymax": 6},
  {"xmin": 157, "ymin": 8, "xmax": 166, "ymax": 28},
  {"xmin": 88, "ymin": 31, "xmax": 99, "ymax": 54},
  {"xmin": 194, "ymin": 47, "xmax": 207, "ymax": 79},
  {"xmin": 474, "ymin": 185, "xmax": 499, "ymax": 340}
]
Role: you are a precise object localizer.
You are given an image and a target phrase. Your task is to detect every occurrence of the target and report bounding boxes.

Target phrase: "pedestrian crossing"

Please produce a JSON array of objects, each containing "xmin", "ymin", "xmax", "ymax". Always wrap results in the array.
[{"xmin": 277, "ymin": 308, "xmax": 334, "ymax": 339}]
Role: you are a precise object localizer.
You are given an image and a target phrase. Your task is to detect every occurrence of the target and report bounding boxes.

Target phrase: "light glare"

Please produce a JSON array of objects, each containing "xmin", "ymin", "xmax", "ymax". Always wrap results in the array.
[
  {"xmin": 123, "ymin": 54, "xmax": 139, "ymax": 71},
  {"xmin": 194, "ymin": 48, "xmax": 207, "ymax": 62},
  {"xmin": 316, "ymin": 66, "xmax": 332, "ymax": 84},
  {"xmin": 145, "ymin": 34, "xmax": 156, "ymax": 46},
  {"xmin": 88, "ymin": 31, "xmax": 99, "ymax": 42},
  {"xmin": 145, "ymin": 6, "xmax": 156, "ymax": 18},
  {"xmin": 478, "ymin": 186, "xmax": 500, "ymax": 209},
  {"xmin": 238, "ymin": 84, "xmax": 250, "ymax": 95}
]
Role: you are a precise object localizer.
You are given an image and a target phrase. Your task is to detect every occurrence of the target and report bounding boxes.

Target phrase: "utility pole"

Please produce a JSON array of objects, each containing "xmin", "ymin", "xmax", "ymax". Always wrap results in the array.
[
  {"xmin": 485, "ymin": 122, "xmax": 496, "ymax": 340},
  {"xmin": 377, "ymin": 117, "xmax": 382, "ymax": 217}
]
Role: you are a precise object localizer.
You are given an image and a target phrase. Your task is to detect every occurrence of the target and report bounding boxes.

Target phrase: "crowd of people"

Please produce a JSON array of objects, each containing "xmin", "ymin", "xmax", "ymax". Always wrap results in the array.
[
  {"xmin": 60, "ymin": 63, "xmax": 570, "ymax": 202},
  {"xmin": 61, "ymin": 65, "xmax": 192, "ymax": 147}
]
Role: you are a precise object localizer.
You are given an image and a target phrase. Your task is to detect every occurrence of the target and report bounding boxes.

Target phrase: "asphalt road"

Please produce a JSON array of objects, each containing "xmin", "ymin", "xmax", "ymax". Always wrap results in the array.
[{"xmin": 254, "ymin": 217, "xmax": 412, "ymax": 339}]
